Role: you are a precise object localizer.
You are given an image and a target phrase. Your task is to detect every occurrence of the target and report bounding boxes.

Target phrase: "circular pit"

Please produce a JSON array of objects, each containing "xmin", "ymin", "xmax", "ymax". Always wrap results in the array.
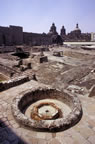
[{"xmin": 12, "ymin": 87, "xmax": 82, "ymax": 131}]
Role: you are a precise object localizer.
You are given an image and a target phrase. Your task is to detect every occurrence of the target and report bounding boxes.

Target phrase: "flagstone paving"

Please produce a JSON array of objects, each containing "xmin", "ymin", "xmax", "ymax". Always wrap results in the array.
[{"xmin": 0, "ymin": 80, "xmax": 95, "ymax": 144}]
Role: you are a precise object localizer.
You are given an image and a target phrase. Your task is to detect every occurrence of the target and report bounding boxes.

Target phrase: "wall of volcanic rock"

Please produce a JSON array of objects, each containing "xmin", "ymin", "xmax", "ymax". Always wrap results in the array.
[
  {"xmin": 23, "ymin": 32, "xmax": 51, "ymax": 46},
  {"xmin": 0, "ymin": 25, "xmax": 23, "ymax": 46},
  {"xmin": 0, "ymin": 25, "xmax": 52, "ymax": 46},
  {"xmin": 0, "ymin": 26, "xmax": 12, "ymax": 45},
  {"xmin": 10, "ymin": 26, "xmax": 23, "ymax": 45}
]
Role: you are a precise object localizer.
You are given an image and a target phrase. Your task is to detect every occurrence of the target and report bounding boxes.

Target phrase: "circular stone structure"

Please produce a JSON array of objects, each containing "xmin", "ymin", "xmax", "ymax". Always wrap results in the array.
[{"xmin": 12, "ymin": 87, "xmax": 82, "ymax": 131}]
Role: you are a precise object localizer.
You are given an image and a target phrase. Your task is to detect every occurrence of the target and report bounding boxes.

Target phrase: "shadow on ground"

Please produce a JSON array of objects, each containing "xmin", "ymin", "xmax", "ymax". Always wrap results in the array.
[{"xmin": 0, "ymin": 119, "xmax": 27, "ymax": 144}]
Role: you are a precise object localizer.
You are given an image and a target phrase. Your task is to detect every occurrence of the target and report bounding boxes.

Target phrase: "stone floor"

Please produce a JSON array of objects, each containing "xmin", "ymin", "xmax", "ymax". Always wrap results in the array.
[{"xmin": 0, "ymin": 80, "xmax": 95, "ymax": 144}]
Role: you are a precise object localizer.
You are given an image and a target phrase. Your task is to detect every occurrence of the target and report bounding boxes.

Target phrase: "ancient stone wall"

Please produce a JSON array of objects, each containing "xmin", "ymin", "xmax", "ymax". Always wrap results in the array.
[
  {"xmin": 0, "ymin": 26, "xmax": 23, "ymax": 46},
  {"xmin": 0, "ymin": 26, "xmax": 12, "ymax": 45},
  {"xmin": 10, "ymin": 25, "xmax": 23, "ymax": 45},
  {"xmin": 0, "ymin": 76, "xmax": 29, "ymax": 92},
  {"xmin": 23, "ymin": 32, "xmax": 51, "ymax": 46}
]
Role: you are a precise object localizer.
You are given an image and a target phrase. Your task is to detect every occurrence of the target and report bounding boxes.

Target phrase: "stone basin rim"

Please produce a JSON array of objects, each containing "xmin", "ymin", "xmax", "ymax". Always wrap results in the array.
[{"xmin": 11, "ymin": 87, "xmax": 82, "ymax": 131}]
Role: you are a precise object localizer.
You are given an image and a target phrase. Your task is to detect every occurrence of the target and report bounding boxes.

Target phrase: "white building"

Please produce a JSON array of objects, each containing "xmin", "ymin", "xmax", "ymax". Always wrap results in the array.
[{"xmin": 91, "ymin": 33, "xmax": 95, "ymax": 41}]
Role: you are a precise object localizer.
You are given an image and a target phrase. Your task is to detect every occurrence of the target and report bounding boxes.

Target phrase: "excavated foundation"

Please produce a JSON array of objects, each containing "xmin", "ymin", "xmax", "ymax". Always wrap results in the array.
[{"xmin": 12, "ymin": 87, "xmax": 82, "ymax": 131}]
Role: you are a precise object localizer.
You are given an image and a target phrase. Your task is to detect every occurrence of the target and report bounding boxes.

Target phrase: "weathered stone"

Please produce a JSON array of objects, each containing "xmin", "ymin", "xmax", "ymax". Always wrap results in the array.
[
  {"xmin": 89, "ymin": 85, "xmax": 95, "ymax": 97},
  {"xmin": 0, "ymin": 76, "xmax": 95, "ymax": 144},
  {"xmin": 49, "ymin": 138, "xmax": 61, "ymax": 144},
  {"xmin": 12, "ymin": 86, "xmax": 82, "ymax": 131},
  {"xmin": 0, "ymin": 76, "xmax": 29, "ymax": 92},
  {"xmin": 40, "ymin": 56, "xmax": 48, "ymax": 63},
  {"xmin": 88, "ymin": 135, "xmax": 95, "ymax": 144}
]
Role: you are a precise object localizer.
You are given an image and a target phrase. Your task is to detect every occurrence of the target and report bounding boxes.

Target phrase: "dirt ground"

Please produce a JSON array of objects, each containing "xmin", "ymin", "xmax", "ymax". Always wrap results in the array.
[
  {"xmin": 1, "ymin": 46, "xmax": 95, "ymax": 90},
  {"xmin": 0, "ymin": 45, "xmax": 95, "ymax": 144}
]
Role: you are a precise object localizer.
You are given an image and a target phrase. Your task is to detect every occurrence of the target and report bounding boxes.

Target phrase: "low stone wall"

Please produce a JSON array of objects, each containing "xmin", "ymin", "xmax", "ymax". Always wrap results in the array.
[
  {"xmin": 0, "ymin": 46, "xmax": 16, "ymax": 53},
  {"xmin": 0, "ymin": 76, "xmax": 29, "ymax": 92}
]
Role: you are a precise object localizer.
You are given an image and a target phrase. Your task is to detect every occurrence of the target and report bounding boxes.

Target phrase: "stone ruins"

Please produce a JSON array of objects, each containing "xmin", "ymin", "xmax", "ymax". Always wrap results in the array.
[{"xmin": 0, "ymin": 23, "xmax": 95, "ymax": 144}]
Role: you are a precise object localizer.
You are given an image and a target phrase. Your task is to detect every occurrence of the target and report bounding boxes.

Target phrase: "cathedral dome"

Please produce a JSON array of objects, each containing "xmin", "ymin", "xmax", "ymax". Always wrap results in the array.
[{"xmin": 74, "ymin": 23, "xmax": 81, "ymax": 31}]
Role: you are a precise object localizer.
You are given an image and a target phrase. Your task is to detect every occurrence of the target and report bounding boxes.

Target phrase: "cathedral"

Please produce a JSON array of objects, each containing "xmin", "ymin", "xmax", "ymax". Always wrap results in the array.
[{"xmin": 0, "ymin": 23, "xmax": 91, "ymax": 46}]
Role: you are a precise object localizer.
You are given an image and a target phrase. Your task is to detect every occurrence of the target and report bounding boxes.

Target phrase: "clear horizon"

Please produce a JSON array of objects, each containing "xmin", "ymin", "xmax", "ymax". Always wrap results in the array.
[{"xmin": 0, "ymin": 0, "xmax": 95, "ymax": 34}]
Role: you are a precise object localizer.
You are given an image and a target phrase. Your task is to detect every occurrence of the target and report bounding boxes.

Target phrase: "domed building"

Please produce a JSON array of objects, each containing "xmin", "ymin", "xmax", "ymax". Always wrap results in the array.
[
  {"xmin": 48, "ymin": 23, "xmax": 63, "ymax": 45},
  {"xmin": 74, "ymin": 23, "xmax": 81, "ymax": 33},
  {"xmin": 69, "ymin": 23, "xmax": 81, "ymax": 36},
  {"xmin": 66, "ymin": 23, "xmax": 91, "ymax": 42},
  {"xmin": 66, "ymin": 23, "xmax": 82, "ymax": 41},
  {"xmin": 48, "ymin": 23, "xmax": 58, "ymax": 35}
]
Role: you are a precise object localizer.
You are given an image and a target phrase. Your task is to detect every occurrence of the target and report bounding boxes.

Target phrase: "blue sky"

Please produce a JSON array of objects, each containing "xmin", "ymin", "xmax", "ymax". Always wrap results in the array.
[{"xmin": 0, "ymin": 0, "xmax": 95, "ymax": 34}]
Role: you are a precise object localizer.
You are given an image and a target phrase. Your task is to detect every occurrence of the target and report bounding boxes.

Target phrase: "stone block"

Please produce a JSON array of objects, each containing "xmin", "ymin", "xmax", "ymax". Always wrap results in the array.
[{"xmin": 40, "ymin": 56, "xmax": 48, "ymax": 63}]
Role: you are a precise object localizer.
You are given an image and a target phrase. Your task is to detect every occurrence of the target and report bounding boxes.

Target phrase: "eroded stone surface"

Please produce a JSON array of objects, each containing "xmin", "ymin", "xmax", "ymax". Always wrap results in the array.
[
  {"xmin": 0, "ymin": 80, "xmax": 95, "ymax": 144},
  {"xmin": 31, "ymin": 102, "xmax": 60, "ymax": 120},
  {"xmin": 25, "ymin": 99, "xmax": 71, "ymax": 121},
  {"xmin": 11, "ymin": 84, "xmax": 82, "ymax": 131},
  {"xmin": 0, "ymin": 76, "xmax": 29, "ymax": 92},
  {"xmin": 38, "ymin": 105, "xmax": 58, "ymax": 118}
]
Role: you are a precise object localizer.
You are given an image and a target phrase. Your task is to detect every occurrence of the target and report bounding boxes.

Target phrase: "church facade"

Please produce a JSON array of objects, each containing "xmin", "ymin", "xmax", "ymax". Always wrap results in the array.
[{"xmin": 0, "ymin": 23, "xmax": 91, "ymax": 46}]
